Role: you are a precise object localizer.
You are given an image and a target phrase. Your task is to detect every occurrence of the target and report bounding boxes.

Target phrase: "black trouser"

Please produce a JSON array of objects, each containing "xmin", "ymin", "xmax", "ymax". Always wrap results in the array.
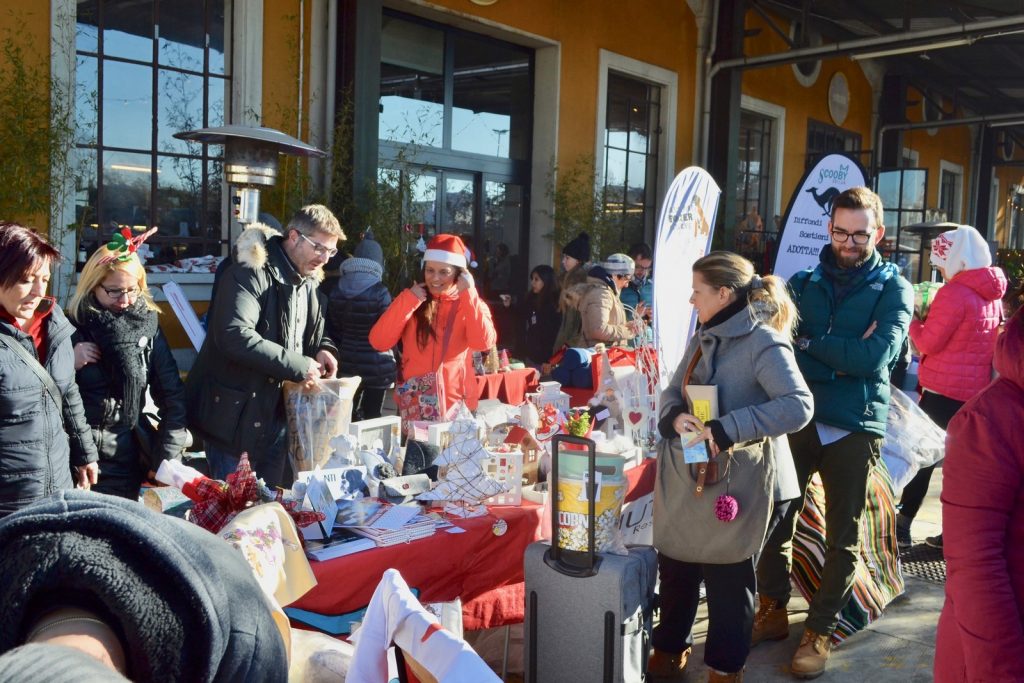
[
  {"xmin": 652, "ymin": 553, "xmax": 756, "ymax": 674},
  {"xmin": 353, "ymin": 386, "xmax": 387, "ymax": 421},
  {"xmin": 897, "ymin": 391, "xmax": 964, "ymax": 519}
]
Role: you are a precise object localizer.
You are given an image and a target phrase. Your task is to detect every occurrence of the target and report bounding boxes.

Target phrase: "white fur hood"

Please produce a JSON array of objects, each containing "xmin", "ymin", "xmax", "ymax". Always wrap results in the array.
[{"xmin": 233, "ymin": 222, "xmax": 324, "ymax": 283}]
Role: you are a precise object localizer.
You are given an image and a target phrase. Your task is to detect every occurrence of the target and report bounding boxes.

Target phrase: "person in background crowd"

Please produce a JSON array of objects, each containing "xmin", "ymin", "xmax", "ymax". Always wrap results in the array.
[
  {"xmin": 934, "ymin": 306, "xmax": 1024, "ymax": 682},
  {"xmin": 651, "ymin": 251, "xmax": 812, "ymax": 682},
  {"xmin": 896, "ymin": 225, "xmax": 1006, "ymax": 551},
  {"xmin": 186, "ymin": 205, "xmax": 343, "ymax": 487},
  {"xmin": 68, "ymin": 240, "xmax": 189, "ymax": 499},
  {"xmin": 0, "ymin": 223, "xmax": 98, "ymax": 515},
  {"xmin": 326, "ymin": 230, "xmax": 397, "ymax": 421},
  {"xmin": 552, "ymin": 231, "xmax": 591, "ymax": 353},
  {"xmin": 571, "ymin": 253, "xmax": 644, "ymax": 349},
  {"xmin": 511, "ymin": 264, "xmax": 561, "ymax": 367},
  {"xmin": 620, "ymin": 242, "xmax": 654, "ymax": 321},
  {"xmin": 370, "ymin": 233, "xmax": 496, "ymax": 414},
  {"xmin": 0, "ymin": 490, "xmax": 287, "ymax": 681},
  {"xmin": 754, "ymin": 187, "xmax": 912, "ymax": 679}
]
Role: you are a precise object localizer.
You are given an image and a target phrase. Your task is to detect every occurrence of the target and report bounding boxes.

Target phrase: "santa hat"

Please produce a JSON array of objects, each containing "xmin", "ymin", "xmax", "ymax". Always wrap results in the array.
[
  {"xmin": 930, "ymin": 225, "xmax": 991, "ymax": 278},
  {"xmin": 422, "ymin": 234, "xmax": 468, "ymax": 269}
]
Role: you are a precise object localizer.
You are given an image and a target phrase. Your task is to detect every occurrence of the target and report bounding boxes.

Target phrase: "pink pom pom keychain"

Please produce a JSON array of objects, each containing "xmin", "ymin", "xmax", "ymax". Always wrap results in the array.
[{"xmin": 714, "ymin": 470, "xmax": 739, "ymax": 522}]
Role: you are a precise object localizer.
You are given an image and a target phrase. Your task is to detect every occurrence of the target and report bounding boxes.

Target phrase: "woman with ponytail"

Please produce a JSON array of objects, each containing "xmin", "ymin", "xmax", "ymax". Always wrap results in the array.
[{"xmin": 650, "ymin": 251, "xmax": 813, "ymax": 682}]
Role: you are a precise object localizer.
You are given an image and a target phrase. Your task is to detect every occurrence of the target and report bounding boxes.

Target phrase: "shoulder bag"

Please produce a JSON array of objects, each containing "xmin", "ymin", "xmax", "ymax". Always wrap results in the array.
[
  {"xmin": 652, "ymin": 346, "xmax": 775, "ymax": 564},
  {"xmin": 0, "ymin": 334, "xmax": 62, "ymax": 411},
  {"xmin": 394, "ymin": 303, "xmax": 460, "ymax": 436}
]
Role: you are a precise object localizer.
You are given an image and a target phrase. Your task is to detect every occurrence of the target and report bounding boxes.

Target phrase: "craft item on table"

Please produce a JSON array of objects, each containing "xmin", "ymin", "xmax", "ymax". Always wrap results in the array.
[
  {"xmin": 481, "ymin": 449, "xmax": 523, "ymax": 506},
  {"xmin": 163, "ymin": 453, "xmax": 260, "ymax": 533},
  {"xmin": 296, "ymin": 466, "xmax": 370, "ymax": 502},
  {"xmin": 283, "ymin": 376, "xmax": 361, "ymax": 474},
  {"xmin": 472, "ymin": 351, "xmax": 486, "ymax": 376},
  {"xmin": 417, "ymin": 417, "xmax": 510, "ymax": 518},
  {"xmin": 327, "ymin": 433, "xmax": 361, "ymax": 467},
  {"xmin": 340, "ymin": 501, "xmax": 436, "ymax": 546},
  {"xmin": 379, "ymin": 473, "xmax": 432, "ymax": 504},
  {"xmin": 526, "ymin": 389, "xmax": 571, "ymax": 417},
  {"xmin": 519, "ymin": 400, "xmax": 540, "ymax": 435},
  {"xmin": 562, "ymin": 408, "xmax": 595, "ymax": 439},
  {"xmin": 483, "ymin": 347, "xmax": 501, "ymax": 374},
  {"xmin": 141, "ymin": 486, "xmax": 193, "ymax": 519},
  {"xmin": 535, "ymin": 404, "xmax": 561, "ymax": 442},
  {"xmin": 300, "ymin": 472, "xmax": 338, "ymax": 541},
  {"xmin": 348, "ymin": 416, "xmax": 402, "ymax": 465},
  {"xmin": 498, "ymin": 348, "xmax": 511, "ymax": 371},
  {"xmin": 359, "ymin": 448, "xmax": 398, "ymax": 498},
  {"xmin": 474, "ymin": 399, "xmax": 519, "ymax": 430}
]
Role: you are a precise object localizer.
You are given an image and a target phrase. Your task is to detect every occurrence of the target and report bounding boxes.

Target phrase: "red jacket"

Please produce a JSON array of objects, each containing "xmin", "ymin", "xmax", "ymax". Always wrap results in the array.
[
  {"xmin": 935, "ymin": 310, "xmax": 1024, "ymax": 682},
  {"xmin": 369, "ymin": 285, "xmax": 496, "ymax": 412},
  {"xmin": 910, "ymin": 267, "xmax": 1006, "ymax": 401}
]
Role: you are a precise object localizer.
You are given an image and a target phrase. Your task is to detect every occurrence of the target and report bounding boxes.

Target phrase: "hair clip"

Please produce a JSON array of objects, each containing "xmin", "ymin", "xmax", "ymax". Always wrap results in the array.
[{"xmin": 97, "ymin": 226, "xmax": 158, "ymax": 266}]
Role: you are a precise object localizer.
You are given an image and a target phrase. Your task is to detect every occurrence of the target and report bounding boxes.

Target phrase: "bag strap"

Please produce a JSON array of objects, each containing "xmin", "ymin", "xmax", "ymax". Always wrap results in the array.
[
  {"xmin": 0, "ymin": 334, "xmax": 62, "ymax": 411},
  {"xmin": 681, "ymin": 345, "xmax": 703, "ymax": 388}
]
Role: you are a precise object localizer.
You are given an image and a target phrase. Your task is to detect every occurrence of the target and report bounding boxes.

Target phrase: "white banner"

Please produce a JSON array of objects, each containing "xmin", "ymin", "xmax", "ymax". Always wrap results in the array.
[
  {"xmin": 653, "ymin": 166, "xmax": 721, "ymax": 391},
  {"xmin": 773, "ymin": 153, "xmax": 867, "ymax": 281}
]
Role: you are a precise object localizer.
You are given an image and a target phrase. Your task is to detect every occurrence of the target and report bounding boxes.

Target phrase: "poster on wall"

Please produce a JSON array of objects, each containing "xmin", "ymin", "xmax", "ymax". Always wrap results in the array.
[
  {"xmin": 652, "ymin": 166, "xmax": 721, "ymax": 391},
  {"xmin": 773, "ymin": 153, "xmax": 868, "ymax": 281}
]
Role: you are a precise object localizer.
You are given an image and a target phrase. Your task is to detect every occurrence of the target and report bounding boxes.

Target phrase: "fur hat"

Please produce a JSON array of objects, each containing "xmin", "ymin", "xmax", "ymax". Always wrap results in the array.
[
  {"xmin": 930, "ymin": 225, "xmax": 991, "ymax": 278},
  {"xmin": 562, "ymin": 232, "xmax": 591, "ymax": 262},
  {"xmin": 422, "ymin": 234, "xmax": 468, "ymax": 269},
  {"xmin": 354, "ymin": 230, "xmax": 385, "ymax": 268},
  {"xmin": 601, "ymin": 253, "xmax": 636, "ymax": 276}
]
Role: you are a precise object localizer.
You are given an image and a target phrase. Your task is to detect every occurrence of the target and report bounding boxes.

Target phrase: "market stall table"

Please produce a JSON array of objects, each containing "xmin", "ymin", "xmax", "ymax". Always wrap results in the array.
[
  {"xmin": 471, "ymin": 367, "xmax": 539, "ymax": 406},
  {"xmin": 288, "ymin": 456, "xmax": 656, "ymax": 632}
]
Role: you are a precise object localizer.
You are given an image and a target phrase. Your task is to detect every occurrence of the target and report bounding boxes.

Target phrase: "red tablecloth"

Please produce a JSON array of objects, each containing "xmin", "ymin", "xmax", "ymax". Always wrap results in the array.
[
  {"xmin": 471, "ymin": 367, "xmax": 539, "ymax": 405},
  {"xmin": 290, "ymin": 457, "xmax": 656, "ymax": 631}
]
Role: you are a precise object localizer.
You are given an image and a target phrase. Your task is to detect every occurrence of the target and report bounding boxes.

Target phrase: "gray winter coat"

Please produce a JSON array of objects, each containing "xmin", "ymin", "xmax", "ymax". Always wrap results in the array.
[
  {"xmin": 659, "ymin": 306, "xmax": 813, "ymax": 501},
  {"xmin": 0, "ymin": 299, "xmax": 98, "ymax": 516},
  {"xmin": 186, "ymin": 224, "xmax": 336, "ymax": 483}
]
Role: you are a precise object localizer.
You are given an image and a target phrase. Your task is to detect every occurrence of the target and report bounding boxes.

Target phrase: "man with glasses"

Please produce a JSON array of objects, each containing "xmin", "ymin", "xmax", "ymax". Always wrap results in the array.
[
  {"xmin": 752, "ymin": 187, "xmax": 912, "ymax": 679},
  {"xmin": 186, "ymin": 204, "xmax": 345, "ymax": 487},
  {"xmin": 620, "ymin": 242, "xmax": 654, "ymax": 323}
]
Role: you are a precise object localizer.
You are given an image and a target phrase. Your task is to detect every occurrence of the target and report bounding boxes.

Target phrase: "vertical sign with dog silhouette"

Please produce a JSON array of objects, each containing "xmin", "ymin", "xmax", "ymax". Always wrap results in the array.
[{"xmin": 773, "ymin": 153, "xmax": 868, "ymax": 280}]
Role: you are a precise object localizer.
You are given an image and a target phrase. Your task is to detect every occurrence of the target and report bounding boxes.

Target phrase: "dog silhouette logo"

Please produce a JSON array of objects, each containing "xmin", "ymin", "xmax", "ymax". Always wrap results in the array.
[{"xmin": 806, "ymin": 186, "xmax": 841, "ymax": 216}]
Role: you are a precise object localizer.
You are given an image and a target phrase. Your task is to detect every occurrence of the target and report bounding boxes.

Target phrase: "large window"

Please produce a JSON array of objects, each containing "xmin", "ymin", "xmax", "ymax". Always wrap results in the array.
[
  {"xmin": 805, "ymin": 119, "xmax": 863, "ymax": 168},
  {"xmin": 75, "ymin": 0, "xmax": 228, "ymax": 269},
  {"xmin": 602, "ymin": 72, "xmax": 661, "ymax": 247},
  {"xmin": 734, "ymin": 110, "xmax": 775, "ymax": 271}
]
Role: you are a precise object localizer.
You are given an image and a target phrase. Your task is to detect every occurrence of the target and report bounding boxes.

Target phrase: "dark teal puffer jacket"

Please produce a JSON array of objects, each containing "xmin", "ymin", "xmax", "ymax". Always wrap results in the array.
[{"xmin": 789, "ymin": 252, "xmax": 913, "ymax": 436}]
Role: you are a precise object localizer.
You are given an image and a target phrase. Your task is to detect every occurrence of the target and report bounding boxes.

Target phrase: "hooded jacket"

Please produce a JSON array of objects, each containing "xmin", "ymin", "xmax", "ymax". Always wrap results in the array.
[
  {"xmin": 0, "ymin": 299, "xmax": 97, "ymax": 516},
  {"xmin": 910, "ymin": 266, "xmax": 1007, "ymax": 401},
  {"xmin": 789, "ymin": 250, "xmax": 913, "ymax": 436},
  {"xmin": 570, "ymin": 267, "xmax": 636, "ymax": 348},
  {"xmin": 934, "ymin": 309, "xmax": 1024, "ymax": 682},
  {"xmin": 327, "ymin": 257, "xmax": 397, "ymax": 389},
  {"xmin": 553, "ymin": 263, "xmax": 589, "ymax": 352},
  {"xmin": 0, "ymin": 490, "xmax": 287, "ymax": 681},
  {"xmin": 369, "ymin": 284, "xmax": 495, "ymax": 413},
  {"xmin": 73, "ymin": 298, "xmax": 188, "ymax": 497},
  {"xmin": 185, "ymin": 224, "xmax": 336, "ymax": 484}
]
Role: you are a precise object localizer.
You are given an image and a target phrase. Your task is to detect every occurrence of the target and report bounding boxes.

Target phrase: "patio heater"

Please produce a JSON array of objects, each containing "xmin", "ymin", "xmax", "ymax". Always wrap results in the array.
[{"xmin": 173, "ymin": 125, "xmax": 326, "ymax": 242}]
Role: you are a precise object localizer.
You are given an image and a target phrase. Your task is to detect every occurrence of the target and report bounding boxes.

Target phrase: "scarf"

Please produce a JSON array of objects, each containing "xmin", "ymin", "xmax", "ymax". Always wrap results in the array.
[
  {"xmin": 76, "ymin": 297, "xmax": 159, "ymax": 427},
  {"xmin": 819, "ymin": 247, "xmax": 880, "ymax": 303}
]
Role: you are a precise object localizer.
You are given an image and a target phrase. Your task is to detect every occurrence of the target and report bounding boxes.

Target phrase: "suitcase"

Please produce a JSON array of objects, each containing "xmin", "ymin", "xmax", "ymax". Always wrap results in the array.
[{"xmin": 524, "ymin": 434, "xmax": 658, "ymax": 683}]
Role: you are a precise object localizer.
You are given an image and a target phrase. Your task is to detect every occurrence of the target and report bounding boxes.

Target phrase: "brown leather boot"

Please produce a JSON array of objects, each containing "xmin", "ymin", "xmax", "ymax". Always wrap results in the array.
[
  {"xmin": 750, "ymin": 594, "xmax": 789, "ymax": 646},
  {"xmin": 647, "ymin": 647, "xmax": 691, "ymax": 680},
  {"xmin": 708, "ymin": 668, "xmax": 744, "ymax": 682},
  {"xmin": 790, "ymin": 628, "xmax": 832, "ymax": 679}
]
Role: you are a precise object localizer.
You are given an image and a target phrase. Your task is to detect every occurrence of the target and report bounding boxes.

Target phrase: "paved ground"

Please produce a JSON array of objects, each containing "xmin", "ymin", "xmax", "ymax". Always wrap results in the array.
[{"xmin": 685, "ymin": 467, "xmax": 944, "ymax": 682}]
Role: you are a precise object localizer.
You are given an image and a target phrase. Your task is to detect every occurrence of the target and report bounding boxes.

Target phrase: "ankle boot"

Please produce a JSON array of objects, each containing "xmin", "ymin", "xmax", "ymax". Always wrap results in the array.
[
  {"xmin": 647, "ymin": 647, "xmax": 690, "ymax": 680},
  {"xmin": 791, "ymin": 628, "xmax": 831, "ymax": 679},
  {"xmin": 751, "ymin": 594, "xmax": 789, "ymax": 646},
  {"xmin": 708, "ymin": 667, "xmax": 744, "ymax": 682}
]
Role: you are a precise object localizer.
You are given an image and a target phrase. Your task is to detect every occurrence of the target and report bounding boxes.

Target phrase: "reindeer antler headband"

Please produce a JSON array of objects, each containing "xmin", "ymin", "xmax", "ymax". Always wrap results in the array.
[{"xmin": 97, "ymin": 226, "xmax": 158, "ymax": 266}]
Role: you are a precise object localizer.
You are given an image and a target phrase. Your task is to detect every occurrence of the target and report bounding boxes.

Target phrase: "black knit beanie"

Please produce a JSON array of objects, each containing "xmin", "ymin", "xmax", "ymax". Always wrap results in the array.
[{"xmin": 562, "ymin": 232, "xmax": 591, "ymax": 262}]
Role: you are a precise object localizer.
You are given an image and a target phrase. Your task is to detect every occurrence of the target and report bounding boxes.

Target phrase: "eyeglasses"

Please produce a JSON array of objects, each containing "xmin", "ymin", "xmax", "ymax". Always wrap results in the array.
[
  {"xmin": 831, "ymin": 227, "xmax": 875, "ymax": 245},
  {"xmin": 99, "ymin": 285, "xmax": 140, "ymax": 300},
  {"xmin": 297, "ymin": 231, "xmax": 339, "ymax": 259}
]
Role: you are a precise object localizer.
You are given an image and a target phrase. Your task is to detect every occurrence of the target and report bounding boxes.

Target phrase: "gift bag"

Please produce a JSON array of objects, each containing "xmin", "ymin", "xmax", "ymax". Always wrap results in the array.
[
  {"xmin": 881, "ymin": 387, "xmax": 946, "ymax": 493},
  {"xmin": 283, "ymin": 377, "xmax": 361, "ymax": 474},
  {"xmin": 394, "ymin": 305, "xmax": 459, "ymax": 437}
]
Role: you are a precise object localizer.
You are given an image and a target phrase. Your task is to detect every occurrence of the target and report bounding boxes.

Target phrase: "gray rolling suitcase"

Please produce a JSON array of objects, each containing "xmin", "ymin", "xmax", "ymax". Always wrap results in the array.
[{"xmin": 524, "ymin": 434, "xmax": 658, "ymax": 683}]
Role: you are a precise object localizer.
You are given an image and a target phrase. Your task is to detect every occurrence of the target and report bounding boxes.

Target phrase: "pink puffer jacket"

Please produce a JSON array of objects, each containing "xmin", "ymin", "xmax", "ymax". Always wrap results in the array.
[{"xmin": 910, "ymin": 266, "xmax": 1007, "ymax": 401}]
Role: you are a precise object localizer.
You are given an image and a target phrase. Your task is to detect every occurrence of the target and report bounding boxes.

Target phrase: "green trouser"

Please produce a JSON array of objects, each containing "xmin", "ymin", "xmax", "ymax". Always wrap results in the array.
[{"xmin": 756, "ymin": 421, "xmax": 881, "ymax": 636}]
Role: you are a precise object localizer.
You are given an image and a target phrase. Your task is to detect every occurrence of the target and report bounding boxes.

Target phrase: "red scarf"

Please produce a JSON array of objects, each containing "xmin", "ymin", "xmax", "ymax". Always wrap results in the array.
[{"xmin": 0, "ymin": 296, "xmax": 54, "ymax": 359}]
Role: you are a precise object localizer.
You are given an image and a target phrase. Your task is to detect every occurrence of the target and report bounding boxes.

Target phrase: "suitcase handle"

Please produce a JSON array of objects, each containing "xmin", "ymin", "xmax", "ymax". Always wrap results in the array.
[{"xmin": 546, "ymin": 433, "xmax": 600, "ymax": 577}]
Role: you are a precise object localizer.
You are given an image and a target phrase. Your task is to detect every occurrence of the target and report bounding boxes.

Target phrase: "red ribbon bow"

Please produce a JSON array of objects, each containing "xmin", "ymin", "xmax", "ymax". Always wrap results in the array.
[{"xmin": 183, "ymin": 453, "xmax": 260, "ymax": 533}]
